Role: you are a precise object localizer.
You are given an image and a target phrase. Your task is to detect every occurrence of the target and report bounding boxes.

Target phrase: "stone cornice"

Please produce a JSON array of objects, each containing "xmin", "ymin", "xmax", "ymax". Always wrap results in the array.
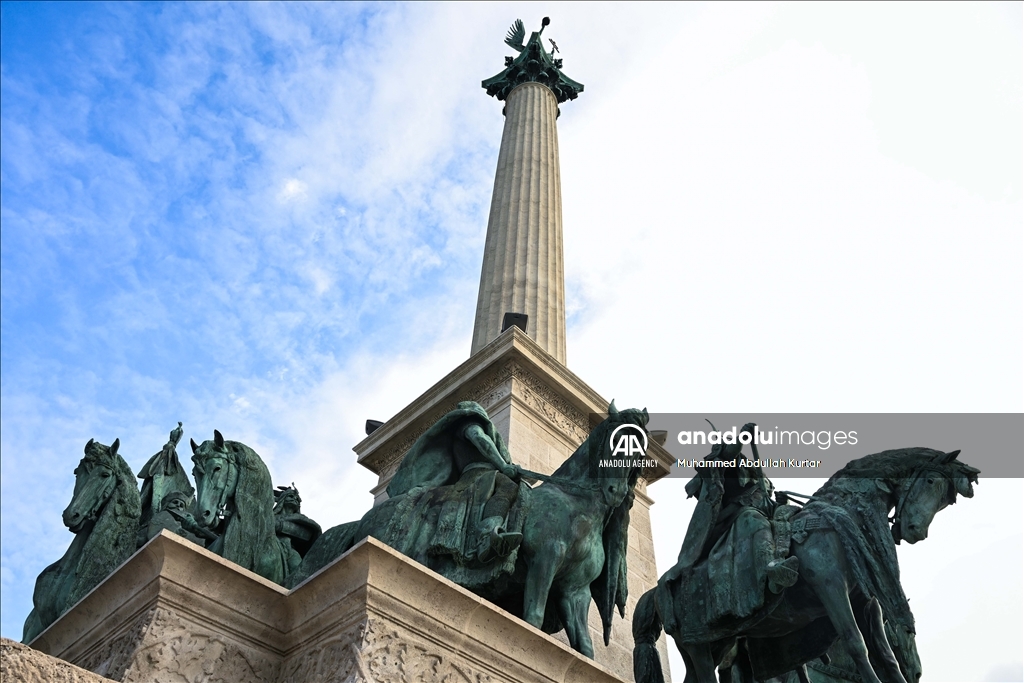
[{"xmin": 353, "ymin": 327, "xmax": 673, "ymax": 485}]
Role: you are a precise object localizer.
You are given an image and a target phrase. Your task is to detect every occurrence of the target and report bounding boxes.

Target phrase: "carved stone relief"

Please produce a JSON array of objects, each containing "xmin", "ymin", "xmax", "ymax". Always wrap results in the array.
[
  {"xmin": 78, "ymin": 607, "xmax": 278, "ymax": 683},
  {"xmin": 77, "ymin": 608, "xmax": 153, "ymax": 680},
  {"xmin": 281, "ymin": 618, "xmax": 501, "ymax": 683}
]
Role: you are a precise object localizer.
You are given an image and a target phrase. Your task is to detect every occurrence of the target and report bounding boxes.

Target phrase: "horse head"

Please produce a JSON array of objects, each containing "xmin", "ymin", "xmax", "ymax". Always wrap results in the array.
[
  {"xmin": 191, "ymin": 430, "xmax": 282, "ymax": 581},
  {"xmin": 884, "ymin": 619, "xmax": 922, "ymax": 683},
  {"xmin": 895, "ymin": 449, "xmax": 979, "ymax": 544},
  {"xmin": 593, "ymin": 400, "xmax": 650, "ymax": 506},
  {"xmin": 64, "ymin": 438, "xmax": 124, "ymax": 533},
  {"xmin": 191, "ymin": 430, "xmax": 240, "ymax": 530}
]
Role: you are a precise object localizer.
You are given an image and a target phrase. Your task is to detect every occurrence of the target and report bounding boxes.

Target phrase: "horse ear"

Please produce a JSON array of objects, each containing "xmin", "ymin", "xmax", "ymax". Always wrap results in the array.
[
  {"xmin": 608, "ymin": 400, "xmax": 619, "ymax": 417},
  {"xmin": 642, "ymin": 407, "xmax": 650, "ymax": 426},
  {"xmin": 875, "ymin": 479, "xmax": 892, "ymax": 494},
  {"xmin": 944, "ymin": 449, "xmax": 961, "ymax": 463},
  {"xmin": 190, "ymin": 438, "xmax": 199, "ymax": 454},
  {"xmin": 214, "ymin": 430, "xmax": 225, "ymax": 449},
  {"xmin": 110, "ymin": 438, "xmax": 120, "ymax": 458},
  {"xmin": 85, "ymin": 438, "xmax": 94, "ymax": 453}
]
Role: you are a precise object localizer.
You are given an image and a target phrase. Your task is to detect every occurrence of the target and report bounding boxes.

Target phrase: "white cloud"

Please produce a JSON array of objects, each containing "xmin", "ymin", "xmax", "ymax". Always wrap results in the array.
[{"xmin": 278, "ymin": 178, "xmax": 308, "ymax": 202}]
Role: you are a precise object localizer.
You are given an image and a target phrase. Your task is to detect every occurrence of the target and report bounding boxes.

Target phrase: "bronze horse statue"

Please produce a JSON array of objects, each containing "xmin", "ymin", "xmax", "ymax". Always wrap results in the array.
[
  {"xmin": 290, "ymin": 402, "xmax": 649, "ymax": 658},
  {"xmin": 190, "ymin": 430, "xmax": 289, "ymax": 584},
  {"xmin": 23, "ymin": 438, "xmax": 141, "ymax": 643},
  {"xmin": 634, "ymin": 447, "xmax": 977, "ymax": 683},
  {"xmin": 799, "ymin": 616, "xmax": 920, "ymax": 683},
  {"xmin": 717, "ymin": 606, "xmax": 921, "ymax": 683}
]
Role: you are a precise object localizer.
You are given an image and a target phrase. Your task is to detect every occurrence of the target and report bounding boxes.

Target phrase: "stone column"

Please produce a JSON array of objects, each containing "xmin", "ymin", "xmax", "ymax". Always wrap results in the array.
[{"xmin": 472, "ymin": 82, "xmax": 567, "ymax": 363}]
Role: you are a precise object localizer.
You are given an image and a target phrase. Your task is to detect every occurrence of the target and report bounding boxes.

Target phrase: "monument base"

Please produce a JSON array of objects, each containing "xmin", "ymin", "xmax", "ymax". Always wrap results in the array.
[
  {"xmin": 1, "ymin": 638, "xmax": 113, "ymax": 683},
  {"xmin": 27, "ymin": 531, "xmax": 630, "ymax": 683}
]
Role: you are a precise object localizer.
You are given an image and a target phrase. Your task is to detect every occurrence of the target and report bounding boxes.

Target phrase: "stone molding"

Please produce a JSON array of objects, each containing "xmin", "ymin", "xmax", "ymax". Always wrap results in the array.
[
  {"xmin": 370, "ymin": 357, "xmax": 592, "ymax": 480},
  {"xmin": 354, "ymin": 327, "xmax": 674, "ymax": 481}
]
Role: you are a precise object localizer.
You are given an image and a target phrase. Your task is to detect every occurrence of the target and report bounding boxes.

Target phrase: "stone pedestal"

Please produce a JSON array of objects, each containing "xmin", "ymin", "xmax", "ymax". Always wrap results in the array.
[
  {"xmin": 355, "ymin": 326, "xmax": 674, "ymax": 681},
  {"xmin": 26, "ymin": 531, "xmax": 630, "ymax": 683}
]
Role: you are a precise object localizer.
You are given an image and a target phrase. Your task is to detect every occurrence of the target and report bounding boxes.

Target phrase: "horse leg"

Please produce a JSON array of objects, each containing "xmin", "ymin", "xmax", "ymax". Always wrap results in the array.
[
  {"xmin": 680, "ymin": 643, "xmax": 718, "ymax": 683},
  {"xmin": 713, "ymin": 638, "xmax": 739, "ymax": 683},
  {"xmin": 557, "ymin": 586, "xmax": 595, "ymax": 658},
  {"xmin": 858, "ymin": 597, "xmax": 909, "ymax": 683},
  {"xmin": 798, "ymin": 532, "xmax": 886, "ymax": 683},
  {"xmin": 523, "ymin": 543, "xmax": 563, "ymax": 630},
  {"xmin": 716, "ymin": 641, "xmax": 735, "ymax": 683}
]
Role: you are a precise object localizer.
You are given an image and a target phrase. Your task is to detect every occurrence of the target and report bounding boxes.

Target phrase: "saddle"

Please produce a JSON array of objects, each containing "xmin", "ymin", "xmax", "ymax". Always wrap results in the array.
[{"xmin": 378, "ymin": 473, "xmax": 531, "ymax": 595}]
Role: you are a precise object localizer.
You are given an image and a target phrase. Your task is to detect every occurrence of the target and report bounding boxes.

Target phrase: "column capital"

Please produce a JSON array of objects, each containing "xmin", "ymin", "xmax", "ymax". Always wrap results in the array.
[{"xmin": 482, "ymin": 18, "xmax": 584, "ymax": 105}]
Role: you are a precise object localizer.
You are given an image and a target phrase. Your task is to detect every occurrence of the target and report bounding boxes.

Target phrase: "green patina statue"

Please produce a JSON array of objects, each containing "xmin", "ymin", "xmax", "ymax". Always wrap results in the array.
[
  {"xmin": 290, "ymin": 400, "xmax": 649, "ymax": 658},
  {"xmin": 482, "ymin": 17, "xmax": 584, "ymax": 104},
  {"xmin": 633, "ymin": 440, "xmax": 978, "ymax": 683},
  {"xmin": 385, "ymin": 401, "xmax": 525, "ymax": 563},
  {"xmin": 23, "ymin": 439, "xmax": 141, "ymax": 643},
  {"xmin": 190, "ymin": 430, "xmax": 291, "ymax": 584},
  {"xmin": 273, "ymin": 484, "xmax": 322, "ymax": 576},
  {"xmin": 142, "ymin": 489, "xmax": 214, "ymax": 547},
  {"xmin": 717, "ymin": 609, "xmax": 921, "ymax": 683},
  {"xmin": 137, "ymin": 421, "xmax": 196, "ymax": 548}
]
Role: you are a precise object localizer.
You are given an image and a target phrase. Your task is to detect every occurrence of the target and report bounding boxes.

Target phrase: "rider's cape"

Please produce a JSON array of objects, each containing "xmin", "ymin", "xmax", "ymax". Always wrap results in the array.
[
  {"xmin": 382, "ymin": 402, "xmax": 527, "ymax": 590},
  {"xmin": 662, "ymin": 449, "xmax": 783, "ymax": 638},
  {"xmin": 387, "ymin": 402, "xmax": 511, "ymax": 498}
]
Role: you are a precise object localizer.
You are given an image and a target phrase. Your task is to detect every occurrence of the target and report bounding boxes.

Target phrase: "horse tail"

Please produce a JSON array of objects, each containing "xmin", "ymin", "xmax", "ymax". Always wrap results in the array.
[{"xmin": 633, "ymin": 587, "xmax": 665, "ymax": 683}]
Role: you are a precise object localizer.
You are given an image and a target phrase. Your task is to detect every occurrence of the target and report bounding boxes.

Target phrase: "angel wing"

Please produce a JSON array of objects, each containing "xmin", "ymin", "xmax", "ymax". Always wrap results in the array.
[{"xmin": 504, "ymin": 19, "xmax": 525, "ymax": 52}]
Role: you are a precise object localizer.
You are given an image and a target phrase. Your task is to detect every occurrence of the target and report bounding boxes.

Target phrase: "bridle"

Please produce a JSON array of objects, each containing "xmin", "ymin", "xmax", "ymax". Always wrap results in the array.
[{"xmin": 889, "ymin": 465, "xmax": 948, "ymax": 545}]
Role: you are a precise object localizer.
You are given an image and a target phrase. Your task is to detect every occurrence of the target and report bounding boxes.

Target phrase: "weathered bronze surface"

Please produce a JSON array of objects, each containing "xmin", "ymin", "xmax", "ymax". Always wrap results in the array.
[
  {"xmin": 190, "ymin": 430, "xmax": 290, "ymax": 584},
  {"xmin": 716, "ymin": 604, "xmax": 921, "ymax": 682},
  {"xmin": 23, "ymin": 439, "xmax": 141, "ymax": 643},
  {"xmin": 482, "ymin": 17, "xmax": 584, "ymax": 104},
  {"xmin": 273, "ymin": 484, "xmax": 322, "ymax": 576},
  {"xmin": 137, "ymin": 421, "xmax": 196, "ymax": 547},
  {"xmin": 633, "ymin": 438, "xmax": 978, "ymax": 683},
  {"xmin": 290, "ymin": 400, "xmax": 647, "ymax": 658}
]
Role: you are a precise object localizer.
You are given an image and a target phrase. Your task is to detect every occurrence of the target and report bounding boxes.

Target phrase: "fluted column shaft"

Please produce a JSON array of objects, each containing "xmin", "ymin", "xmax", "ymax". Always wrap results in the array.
[{"xmin": 472, "ymin": 82, "xmax": 566, "ymax": 363}]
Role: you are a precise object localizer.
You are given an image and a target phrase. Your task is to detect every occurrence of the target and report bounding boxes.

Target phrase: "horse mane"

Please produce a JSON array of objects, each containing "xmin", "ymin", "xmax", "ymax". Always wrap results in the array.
[
  {"xmin": 817, "ymin": 447, "xmax": 979, "ymax": 505},
  {"xmin": 69, "ymin": 450, "xmax": 140, "ymax": 607},
  {"xmin": 221, "ymin": 441, "xmax": 282, "ymax": 583}
]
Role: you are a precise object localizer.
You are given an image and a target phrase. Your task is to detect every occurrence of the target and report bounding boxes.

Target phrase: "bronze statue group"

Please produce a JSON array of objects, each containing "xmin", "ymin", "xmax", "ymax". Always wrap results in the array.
[{"xmin": 24, "ymin": 405, "xmax": 978, "ymax": 683}]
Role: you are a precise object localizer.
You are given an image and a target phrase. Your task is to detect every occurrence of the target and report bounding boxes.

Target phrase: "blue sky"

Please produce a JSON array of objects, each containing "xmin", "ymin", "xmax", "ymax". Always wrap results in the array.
[{"xmin": 2, "ymin": 3, "xmax": 1021, "ymax": 680}]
